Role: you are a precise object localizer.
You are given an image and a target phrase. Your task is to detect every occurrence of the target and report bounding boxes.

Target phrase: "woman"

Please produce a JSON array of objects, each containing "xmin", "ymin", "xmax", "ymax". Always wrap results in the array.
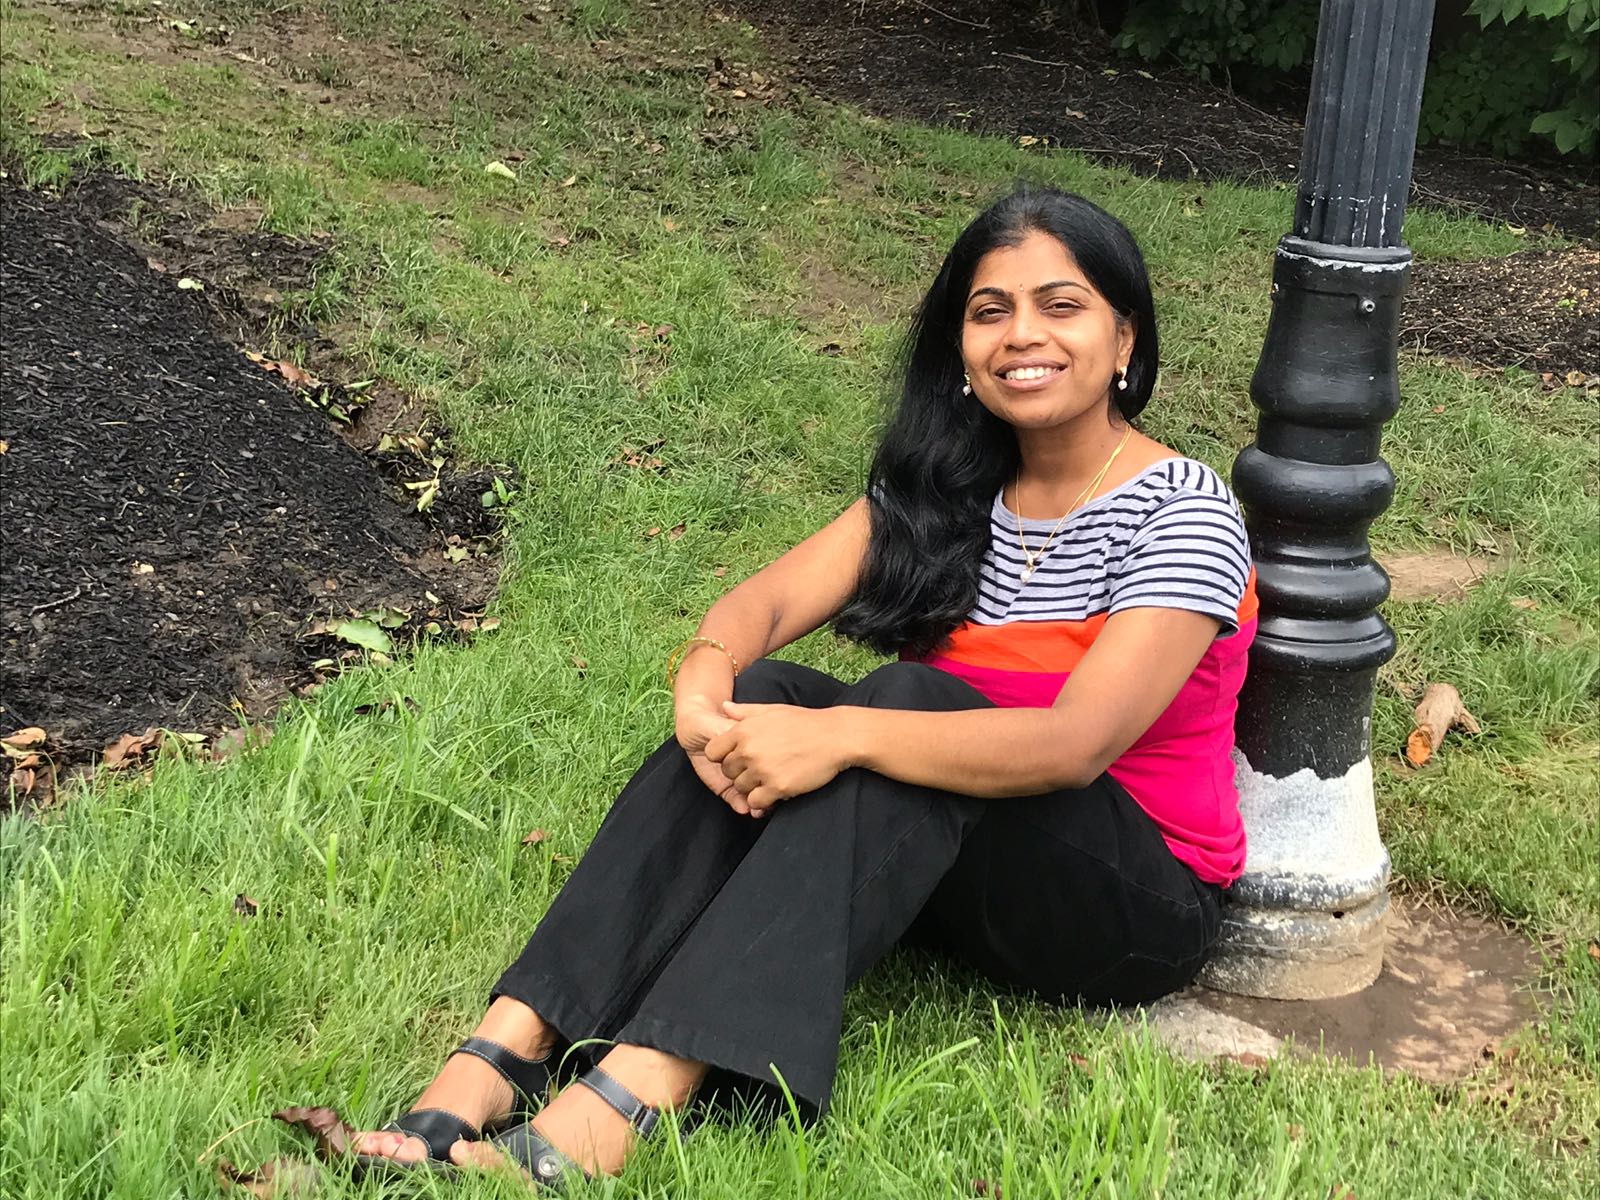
[{"xmin": 352, "ymin": 186, "xmax": 1255, "ymax": 1190}]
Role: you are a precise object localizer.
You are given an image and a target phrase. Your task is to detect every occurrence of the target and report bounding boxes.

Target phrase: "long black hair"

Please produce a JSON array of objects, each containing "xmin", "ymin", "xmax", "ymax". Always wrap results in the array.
[{"xmin": 834, "ymin": 186, "xmax": 1159, "ymax": 658}]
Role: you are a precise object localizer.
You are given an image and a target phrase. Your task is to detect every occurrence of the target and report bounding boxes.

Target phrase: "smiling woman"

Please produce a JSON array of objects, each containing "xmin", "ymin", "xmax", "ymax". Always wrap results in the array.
[{"xmin": 347, "ymin": 187, "xmax": 1258, "ymax": 1192}]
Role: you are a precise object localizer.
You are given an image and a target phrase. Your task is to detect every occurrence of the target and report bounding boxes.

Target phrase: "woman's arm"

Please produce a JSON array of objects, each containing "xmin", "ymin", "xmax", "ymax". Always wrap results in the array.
[
  {"xmin": 846, "ymin": 607, "xmax": 1220, "ymax": 795},
  {"xmin": 710, "ymin": 607, "xmax": 1219, "ymax": 810}
]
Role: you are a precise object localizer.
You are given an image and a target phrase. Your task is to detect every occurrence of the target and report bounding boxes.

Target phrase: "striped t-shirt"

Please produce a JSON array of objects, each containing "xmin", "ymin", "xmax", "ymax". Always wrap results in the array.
[{"xmin": 906, "ymin": 457, "xmax": 1257, "ymax": 884}]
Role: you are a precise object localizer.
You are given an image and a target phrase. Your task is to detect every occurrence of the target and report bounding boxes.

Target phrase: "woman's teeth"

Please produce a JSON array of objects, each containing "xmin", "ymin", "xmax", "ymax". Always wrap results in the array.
[{"xmin": 1003, "ymin": 366, "xmax": 1058, "ymax": 381}]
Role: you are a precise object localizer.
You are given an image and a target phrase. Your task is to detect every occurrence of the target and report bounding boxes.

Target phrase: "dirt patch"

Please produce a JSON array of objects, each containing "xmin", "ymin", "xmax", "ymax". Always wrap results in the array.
[
  {"xmin": 723, "ymin": 0, "xmax": 1598, "ymax": 241},
  {"xmin": 0, "ymin": 179, "xmax": 496, "ymax": 765},
  {"xmin": 1197, "ymin": 900, "xmax": 1544, "ymax": 1084},
  {"xmin": 1383, "ymin": 550, "xmax": 1505, "ymax": 603},
  {"xmin": 1403, "ymin": 246, "xmax": 1600, "ymax": 378}
]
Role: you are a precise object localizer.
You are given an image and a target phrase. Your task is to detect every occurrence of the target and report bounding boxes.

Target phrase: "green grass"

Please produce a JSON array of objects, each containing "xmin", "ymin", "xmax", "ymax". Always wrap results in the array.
[{"xmin": 2, "ymin": 1, "xmax": 1597, "ymax": 1197}]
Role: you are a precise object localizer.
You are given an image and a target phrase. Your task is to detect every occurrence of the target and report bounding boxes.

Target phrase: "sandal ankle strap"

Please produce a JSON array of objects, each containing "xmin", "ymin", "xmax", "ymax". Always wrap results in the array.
[
  {"xmin": 452, "ymin": 1035, "xmax": 556, "ymax": 1112},
  {"xmin": 574, "ymin": 1066, "xmax": 662, "ymax": 1138}
]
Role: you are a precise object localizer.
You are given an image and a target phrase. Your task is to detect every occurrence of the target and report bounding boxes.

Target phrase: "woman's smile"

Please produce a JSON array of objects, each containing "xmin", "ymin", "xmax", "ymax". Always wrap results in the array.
[{"xmin": 995, "ymin": 358, "xmax": 1066, "ymax": 390}]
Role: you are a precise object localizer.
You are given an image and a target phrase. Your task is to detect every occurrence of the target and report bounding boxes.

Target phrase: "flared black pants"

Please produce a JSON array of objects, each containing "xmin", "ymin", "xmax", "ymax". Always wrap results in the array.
[{"xmin": 494, "ymin": 659, "xmax": 1221, "ymax": 1117}]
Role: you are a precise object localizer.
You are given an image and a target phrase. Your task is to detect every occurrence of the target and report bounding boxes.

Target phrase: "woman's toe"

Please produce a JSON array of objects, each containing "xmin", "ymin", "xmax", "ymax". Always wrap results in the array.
[
  {"xmin": 354, "ymin": 1130, "xmax": 423, "ymax": 1162},
  {"xmin": 450, "ymin": 1139, "xmax": 512, "ymax": 1171}
]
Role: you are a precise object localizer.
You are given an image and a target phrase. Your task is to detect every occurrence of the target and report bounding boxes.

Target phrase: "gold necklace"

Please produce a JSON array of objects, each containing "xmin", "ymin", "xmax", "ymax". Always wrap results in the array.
[{"xmin": 1013, "ymin": 426, "xmax": 1133, "ymax": 582}]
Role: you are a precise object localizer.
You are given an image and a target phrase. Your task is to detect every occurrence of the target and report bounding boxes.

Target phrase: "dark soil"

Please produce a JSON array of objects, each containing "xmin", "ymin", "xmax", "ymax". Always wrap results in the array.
[
  {"xmin": 0, "ymin": 179, "xmax": 495, "ymax": 760},
  {"xmin": 726, "ymin": 0, "xmax": 1599, "ymax": 240},
  {"xmin": 1401, "ymin": 245, "xmax": 1600, "ymax": 377}
]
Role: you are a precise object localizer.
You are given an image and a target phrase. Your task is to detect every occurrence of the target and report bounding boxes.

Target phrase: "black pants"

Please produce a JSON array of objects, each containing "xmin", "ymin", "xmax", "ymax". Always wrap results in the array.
[{"xmin": 493, "ymin": 659, "xmax": 1221, "ymax": 1118}]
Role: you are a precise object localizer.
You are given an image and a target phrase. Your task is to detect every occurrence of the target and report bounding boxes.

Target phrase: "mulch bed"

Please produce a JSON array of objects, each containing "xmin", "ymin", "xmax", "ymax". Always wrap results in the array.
[
  {"xmin": 0, "ymin": 178, "xmax": 495, "ymax": 772},
  {"xmin": 725, "ymin": 0, "xmax": 1598, "ymax": 241},
  {"xmin": 1401, "ymin": 245, "xmax": 1600, "ymax": 378}
]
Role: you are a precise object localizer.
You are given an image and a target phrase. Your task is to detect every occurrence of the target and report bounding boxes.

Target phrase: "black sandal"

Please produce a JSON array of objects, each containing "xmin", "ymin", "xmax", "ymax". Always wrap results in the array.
[
  {"xmin": 490, "ymin": 1065, "xmax": 666, "ymax": 1193},
  {"xmin": 352, "ymin": 1035, "xmax": 563, "ymax": 1179}
]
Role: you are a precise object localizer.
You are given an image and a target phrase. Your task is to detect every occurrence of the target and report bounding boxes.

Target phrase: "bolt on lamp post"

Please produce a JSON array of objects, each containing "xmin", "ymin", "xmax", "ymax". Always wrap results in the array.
[{"xmin": 1199, "ymin": 0, "xmax": 1438, "ymax": 1000}]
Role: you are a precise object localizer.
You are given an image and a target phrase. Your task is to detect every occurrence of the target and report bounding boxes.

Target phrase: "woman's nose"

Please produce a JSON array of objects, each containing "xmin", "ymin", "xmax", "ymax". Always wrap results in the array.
[{"xmin": 1005, "ymin": 304, "xmax": 1046, "ymax": 347}]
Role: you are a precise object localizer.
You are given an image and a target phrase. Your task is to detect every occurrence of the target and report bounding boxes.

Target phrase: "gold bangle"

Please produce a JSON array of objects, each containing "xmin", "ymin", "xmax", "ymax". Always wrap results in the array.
[{"xmin": 666, "ymin": 636, "xmax": 742, "ymax": 687}]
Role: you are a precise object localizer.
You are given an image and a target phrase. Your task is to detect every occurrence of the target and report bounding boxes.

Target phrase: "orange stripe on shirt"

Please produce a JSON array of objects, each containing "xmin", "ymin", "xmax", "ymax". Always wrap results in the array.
[
  {"xmin": 939, "ymin": 615, "xmax": 1106, "ymax": 674},
  {"xmin": 940, "ymin": 568, "xmax": 1258, "ymax": 674}
]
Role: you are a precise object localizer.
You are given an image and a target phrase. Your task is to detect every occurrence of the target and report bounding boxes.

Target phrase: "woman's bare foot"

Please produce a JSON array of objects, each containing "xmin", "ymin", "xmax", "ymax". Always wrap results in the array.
[
  {"xmin": 354, "ymin": 997, "xmax": 559, "ymax": 1165},
  {"xmin": 451, "ymin": 1043, "xmax": 707, "ymax": 1182}
]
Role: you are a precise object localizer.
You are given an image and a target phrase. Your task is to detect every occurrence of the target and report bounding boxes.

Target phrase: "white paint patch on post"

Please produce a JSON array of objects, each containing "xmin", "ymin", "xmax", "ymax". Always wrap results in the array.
[{"xmin": 1232, "ymin": 750, "xmax": 1386, "ymax": 898}]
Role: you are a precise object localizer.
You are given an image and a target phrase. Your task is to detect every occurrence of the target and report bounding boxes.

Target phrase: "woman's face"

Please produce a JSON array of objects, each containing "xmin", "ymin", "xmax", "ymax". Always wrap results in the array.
[{"xmin": 959, "ymin": 230, "xmax": 1134, "ymax": 432}]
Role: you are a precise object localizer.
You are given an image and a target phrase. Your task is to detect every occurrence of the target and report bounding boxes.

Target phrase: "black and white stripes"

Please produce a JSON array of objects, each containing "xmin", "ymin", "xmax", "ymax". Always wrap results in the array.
[{"xmin": 974, "ymin": 458, "xmax": 1252, "ymax": 633}]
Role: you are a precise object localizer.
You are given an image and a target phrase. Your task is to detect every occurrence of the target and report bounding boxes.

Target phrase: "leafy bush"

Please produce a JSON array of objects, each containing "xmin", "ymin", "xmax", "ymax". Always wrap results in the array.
[
  {"xmin": 1112, "ymin": 0, "xmax": 1599, "ymax": 159},
  {"xmin": 1114, "ymin": 0, "xmax": 1320, "ymax": 77},
  {"xmin": 1464, "ymin": 0, "xmax": 1598, "ymax": 157}
]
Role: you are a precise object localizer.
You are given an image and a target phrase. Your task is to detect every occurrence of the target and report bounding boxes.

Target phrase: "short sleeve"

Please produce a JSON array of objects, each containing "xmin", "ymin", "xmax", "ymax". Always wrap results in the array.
[{"xmin": 1108, "ymin": 487, "xmax": 1251, "ymax": 635}]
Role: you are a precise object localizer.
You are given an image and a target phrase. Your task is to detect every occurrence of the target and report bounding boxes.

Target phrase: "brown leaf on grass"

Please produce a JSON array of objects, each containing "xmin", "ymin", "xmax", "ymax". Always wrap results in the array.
[
  {"xmin": 216, "ymin": 1155, "xmax": 320, "ymax": 1196},
  {"xmin": 234, "ymin": 893, "xmax": 260, "ymax": 918},
  {"xmin": 1067, "ymin": 1053, "xmax": 1093, "ymax": 1073},
  {"xmin": 1224, "ymin": 1051, "xmax": 1271, "ymax": 1070},
  {"xmin": 1404, "ymin": 683, "xmax": 1481, "ymax": 767},
  {"xmin": 103, "ymin": 728, "xmax": 162, "ymax": 770},
  {"xmin": 1509, "ymin": 597, "xmax": 1539, "ymax": 611},
  {"xmin": 1, "ymin": 727, "xmax": 47, "ymax": 754},
  {"xmin": 522, "ymin": 828, "xmax": 549, "ymax": 846},
  {"xmin": 668, "ymin": 523, "xmax": 686, "ymax": 540},
  {"xmin": 1587, "ymin": 940, "xmax": 1599, "ymax": 964},
  {"xmin": 273, "ymin": 1106, "xmax": 357, "ymax": 1159},
  {"xmin": 213, "ymin": 725, "xmax": 274, "ymax": 761}
]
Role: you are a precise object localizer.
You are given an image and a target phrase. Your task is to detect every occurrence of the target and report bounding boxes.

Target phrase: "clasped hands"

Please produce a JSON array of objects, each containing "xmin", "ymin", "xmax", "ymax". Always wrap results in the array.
[{"xmin": 675, "ymin": 694, "xmax": 853, "ymax": 817}]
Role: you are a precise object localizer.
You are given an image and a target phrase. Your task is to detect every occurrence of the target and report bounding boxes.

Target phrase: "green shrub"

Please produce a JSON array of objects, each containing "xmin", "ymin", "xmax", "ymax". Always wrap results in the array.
[{"xmin": 1112, "ymin": 0, "xmax": 1599, "ymax": 159}]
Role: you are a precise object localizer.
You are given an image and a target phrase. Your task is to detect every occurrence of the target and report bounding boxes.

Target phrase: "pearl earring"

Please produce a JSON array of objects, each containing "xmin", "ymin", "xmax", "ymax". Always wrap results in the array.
[
  {"xmin": 961, "ymin": 374, "xmax": 972, "ymax": 397},
  {"xmin": 1116, "ymin": 370, "xmax": 1128, "ymax": 392}
]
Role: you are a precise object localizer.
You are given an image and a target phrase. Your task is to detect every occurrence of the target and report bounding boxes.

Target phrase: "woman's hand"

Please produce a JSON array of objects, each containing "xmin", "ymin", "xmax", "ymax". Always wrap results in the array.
[
  {"xmin": 704, "ymin": 702, "xmax": 854, "ymax": 816},
  {"xmin": 675, "ymin": 693, "xmax": 752, "ymax": 814}
]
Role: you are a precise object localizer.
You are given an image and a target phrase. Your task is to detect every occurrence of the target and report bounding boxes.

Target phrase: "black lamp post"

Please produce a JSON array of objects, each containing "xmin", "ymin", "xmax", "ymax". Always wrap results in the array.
[{"xmin": 1200, "ymin": 0, "xmax": 1437, "ymax": 999}]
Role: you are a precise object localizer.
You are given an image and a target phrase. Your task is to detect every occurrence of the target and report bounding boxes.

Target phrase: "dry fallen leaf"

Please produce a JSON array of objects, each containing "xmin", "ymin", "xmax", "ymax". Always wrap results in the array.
[
  {"xmin": 1404, "ymin": 682, "xmax": 1481, "ymax": 767},
  {"xmin": 1, "ymin": 727, "xmax": 47, "ymax": 753},
  {"xmin": 522, "ymin": 828, "xmax": 548, "ymax": 846},
  {"xmin": 213, "ymin": 725, "xmax": 273, "ymax": 762},
  {"xmin": 668, "ymin": 523, "xmax": 686, "ymax": 540},
  {"xmin": 216, "ymin": 1156, "xmax": 320, "ymax": 1197},
  {"xmin": 273, "ymin": 1106, "xmax": 357, "ymax": 1160},
  {"xmin": 1509, "ymin": 597, "xmax": 1539, "ymax": 611},
  {"xmin": 103, "ymin": 728, "xmax": 162, "ymax": 771}
]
